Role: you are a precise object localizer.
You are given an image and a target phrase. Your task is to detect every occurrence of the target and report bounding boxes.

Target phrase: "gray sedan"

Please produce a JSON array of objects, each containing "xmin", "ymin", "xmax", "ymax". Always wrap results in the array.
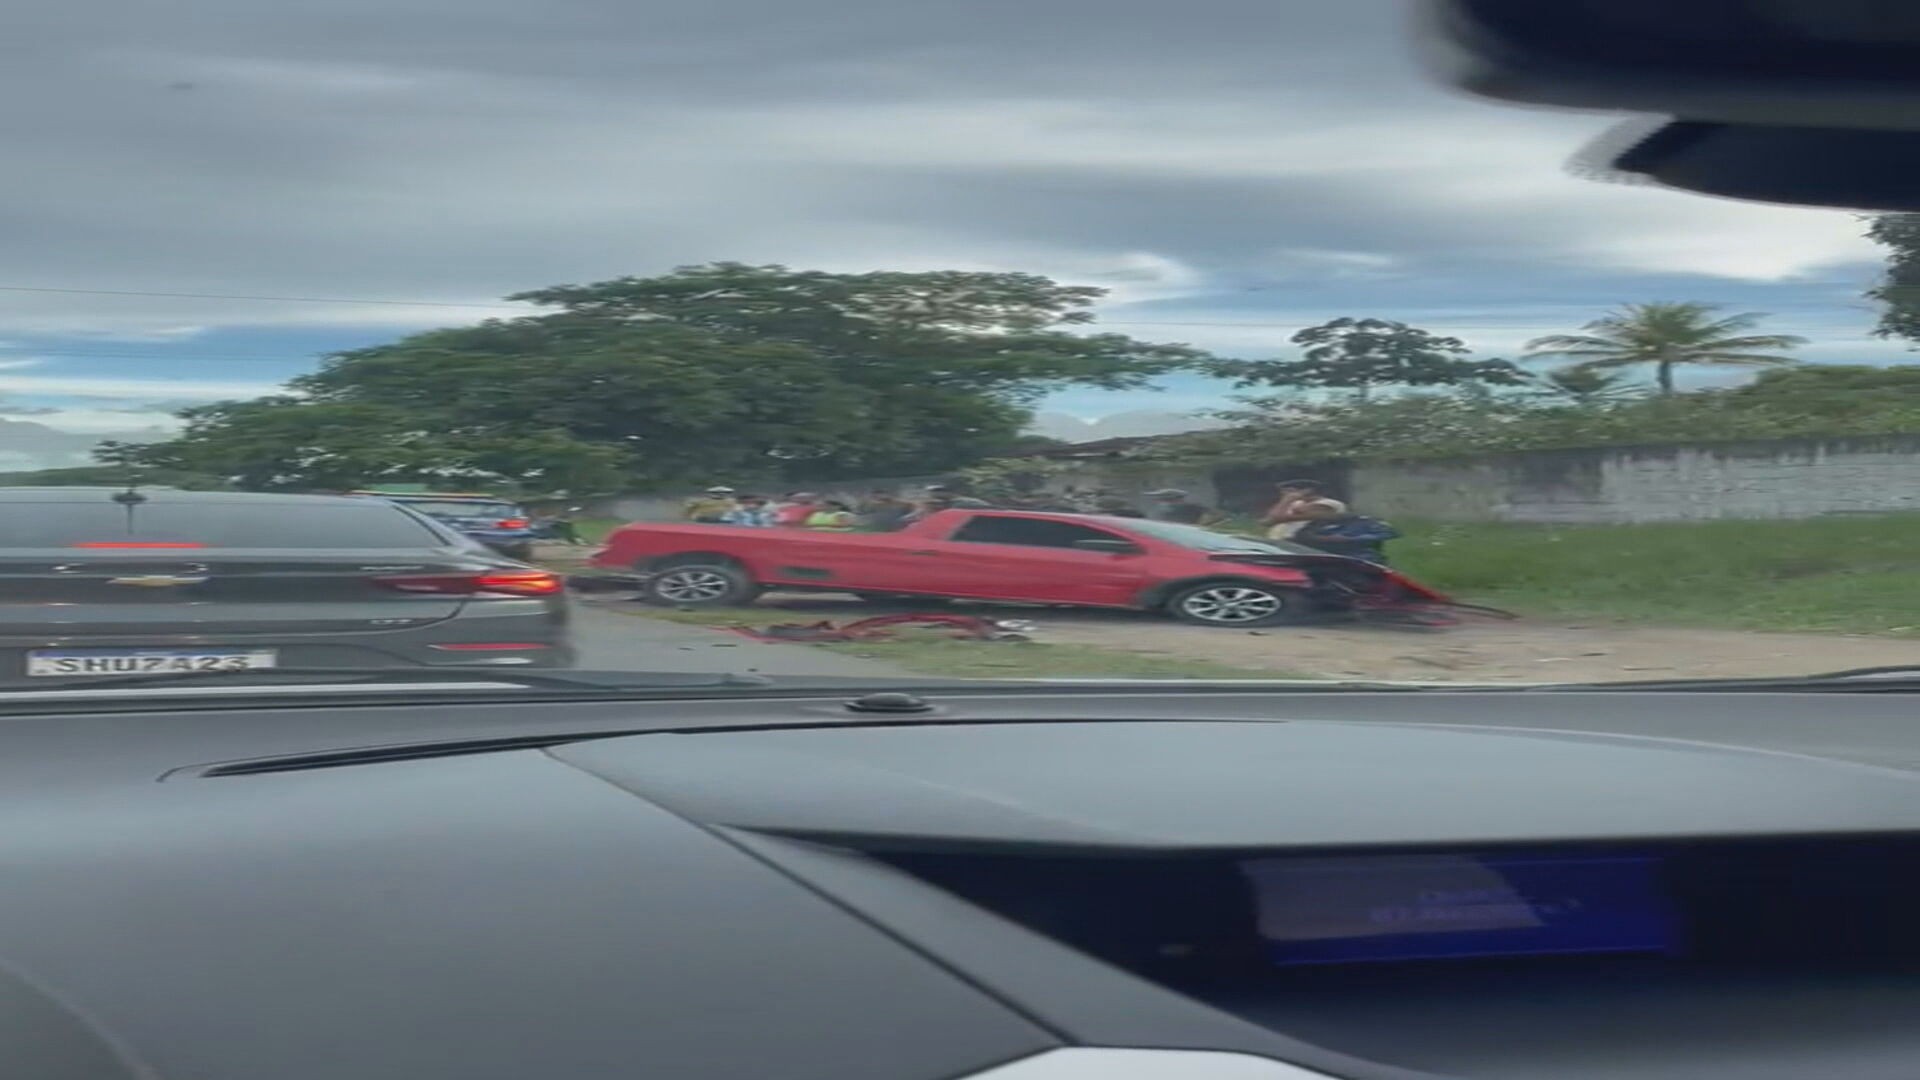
[{"xmin": 0, "ymin": 487, "xmax": 573, "ymax": 681}]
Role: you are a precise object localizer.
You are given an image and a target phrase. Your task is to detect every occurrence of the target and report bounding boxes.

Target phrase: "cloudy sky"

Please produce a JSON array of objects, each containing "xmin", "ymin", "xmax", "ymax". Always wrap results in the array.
[{"xmin": 0, "ymin": 0, "xmax": 1903, "ymax": 462}]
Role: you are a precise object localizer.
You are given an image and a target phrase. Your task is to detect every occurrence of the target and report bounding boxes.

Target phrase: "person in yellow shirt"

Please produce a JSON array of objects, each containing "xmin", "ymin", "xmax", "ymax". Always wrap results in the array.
[
  {"xmin": 683, "ymin": 485, "xmax": 737, "ymax": 523},
  {"xmin": 804, "ymin": 499, "xmax": 858, "ymax": 531}
]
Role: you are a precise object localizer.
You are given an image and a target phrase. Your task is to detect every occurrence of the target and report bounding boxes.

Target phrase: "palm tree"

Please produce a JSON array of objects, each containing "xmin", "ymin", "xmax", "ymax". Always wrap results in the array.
[
  {"xmin": 1524, "ymin": 302, "xmax": 1806, "ymax": 396},
  {"xmin": 1528, "ymin": 366, "xmax": 1643, "ymax": 404}
]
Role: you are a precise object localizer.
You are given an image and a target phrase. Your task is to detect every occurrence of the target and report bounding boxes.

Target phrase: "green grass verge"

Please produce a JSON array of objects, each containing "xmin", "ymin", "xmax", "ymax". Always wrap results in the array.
[
  {"xmin": 1386, "ymin": 514, "xmax": 1920, "ymax": 636},
  {"xmin": 818, "ymin": 639, "xmax": 1295, "ymax": 680},
  {"xmin": 573, "ymin": 517, "xmax": 624, "ymax": 544},
  {"xmin": 611, "ymin": 604, "xmax": 1297, "ymax": 680}
]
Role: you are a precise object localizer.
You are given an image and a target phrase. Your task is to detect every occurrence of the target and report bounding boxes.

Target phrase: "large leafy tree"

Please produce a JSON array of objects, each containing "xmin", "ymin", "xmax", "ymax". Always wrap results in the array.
[
  {"xmin": 507, "ymin": 262, "xmax": 1202, "ymax": 396},
  {"xmin": 0, "ymin": 463, "xmax": 231, "ymax": 489},
  {"xmin": 1866, "ymin": 214, "xmax": 1920, "ymax": 344},
  {"xmin": 1210, "ymin": 317, "xmax": 1525, "ymax": 401},
  {"xmin": 1525, "ymin": 302, "xmax": 1805, "ymax": 396},
  {"xmin": 108, "ymin": 400, "xmax": 631, "ymax": 494},
  {"xmin": 110, "ymin": 264, "xmax": 1210, "ymax": 491}
]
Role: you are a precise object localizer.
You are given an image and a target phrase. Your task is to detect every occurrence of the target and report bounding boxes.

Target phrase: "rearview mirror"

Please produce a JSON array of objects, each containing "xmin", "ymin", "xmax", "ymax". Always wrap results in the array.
[
  {"xmin": 1602, "ymin": 120, "xmax": 1920, "ymax": 211},
  {"xmin": 1421, "ymin": 0, "xmax": 1920, "ymax": 129},
  {"xmin": 1073, "ymin": 538, "xmax": 1142, "ymax": 555}
]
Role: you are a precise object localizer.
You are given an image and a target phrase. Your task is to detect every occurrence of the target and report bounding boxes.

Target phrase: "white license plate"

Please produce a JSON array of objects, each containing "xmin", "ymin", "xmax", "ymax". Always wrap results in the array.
[{"xmin": 26, "ymin": 649, "xmax": 279, "ymax": 677}]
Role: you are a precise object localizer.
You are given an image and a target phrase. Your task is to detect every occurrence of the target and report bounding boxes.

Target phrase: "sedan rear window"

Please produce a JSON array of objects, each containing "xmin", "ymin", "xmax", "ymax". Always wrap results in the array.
[
  {"xmin": 0, "ymin": 502, "xmax": 447, "ymax": 549},
  {"xmin": 392, "ymin": 500, "xmax": 519, "ymax": 519}
]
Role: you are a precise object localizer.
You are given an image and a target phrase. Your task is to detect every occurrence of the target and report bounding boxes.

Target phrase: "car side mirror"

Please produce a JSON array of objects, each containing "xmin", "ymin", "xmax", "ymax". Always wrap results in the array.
[{"xmin": 1073, "ymin": 538, "xmax": 1143, "ymax": 555}]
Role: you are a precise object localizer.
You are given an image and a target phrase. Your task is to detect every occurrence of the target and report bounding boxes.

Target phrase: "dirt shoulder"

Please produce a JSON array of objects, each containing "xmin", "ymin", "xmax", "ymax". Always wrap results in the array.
[
  {"xmin": 550, "ymin": 537, "xmax": 1917, "ymax": 682},
  {"xmin": 582, "ymin": 595, "xmax": 1304, "ymax": 680},
  {"xmin": 1038, "ymin": 615, "xmax": 1920, "ymax": 683},
  {"xmin": 629, "ymin": 591, "xmax": 1919, "ymax": 683}
]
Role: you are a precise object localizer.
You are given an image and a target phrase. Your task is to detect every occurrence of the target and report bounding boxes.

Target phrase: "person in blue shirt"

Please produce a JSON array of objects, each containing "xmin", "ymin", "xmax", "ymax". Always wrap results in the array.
[{"xmin": 720, "ymin": 494, "xmax": 776, "ymax": 527}]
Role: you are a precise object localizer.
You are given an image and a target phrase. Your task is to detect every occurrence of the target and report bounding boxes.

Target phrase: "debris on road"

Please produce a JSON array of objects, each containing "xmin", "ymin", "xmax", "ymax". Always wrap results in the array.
[
  {"xmin": 1350, "ymin": 598, "xmax": 1518, "ymax": 629},
  {"xmin": 729, "ymin": 613, "xmax": 1036, "ymax": 644}
]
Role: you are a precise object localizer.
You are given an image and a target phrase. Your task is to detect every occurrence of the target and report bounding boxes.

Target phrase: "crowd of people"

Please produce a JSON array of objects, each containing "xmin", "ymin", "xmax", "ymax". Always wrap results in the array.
[
  {"xmin": 682, "ymin": 484, "xmax": 992, "ymax": 531},
  {"xmin": 680, "ymin": 484, "xmax": 1223, "ymax": 532},
  {"xmin": 675, "ymin": 478, "xmax": 1396, "ymax": 563}
]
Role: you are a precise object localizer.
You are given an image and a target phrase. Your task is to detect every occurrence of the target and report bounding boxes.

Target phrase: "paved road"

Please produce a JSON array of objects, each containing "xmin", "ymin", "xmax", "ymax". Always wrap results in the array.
[{"xmin": 569, "ymin": 600, "xmax": 909, "ymax": 679}]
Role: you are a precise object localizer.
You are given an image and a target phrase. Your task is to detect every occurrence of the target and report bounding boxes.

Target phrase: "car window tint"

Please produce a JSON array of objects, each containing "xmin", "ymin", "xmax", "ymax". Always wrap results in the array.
[
  {"xmin": 948, "ymin": 515, "xmax": 1128, "ymax": 549},
  {"xmin": 0, "ymin": 503, "xmax": 445, "ymax": 548}
]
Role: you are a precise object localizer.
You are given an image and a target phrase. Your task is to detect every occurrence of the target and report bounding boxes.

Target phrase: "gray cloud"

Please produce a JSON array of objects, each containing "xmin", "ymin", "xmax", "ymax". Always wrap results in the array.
[{"xmin": 0, "ymin": 0, "xmax": 1884, "ymax": 359}]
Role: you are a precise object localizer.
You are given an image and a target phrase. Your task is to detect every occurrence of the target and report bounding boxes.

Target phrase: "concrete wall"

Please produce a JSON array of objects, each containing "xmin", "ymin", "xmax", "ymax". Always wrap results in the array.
[
  {"xmin": 1029, "ymin": 461, "xmax": 1219, "ymax": 509},
  {"xmin": 1352, "ymin": 436, "xmax": 1920, "ymax": 524},
  {"xmin": 562, "ymin": 435, "xmax": 1920, "ymax": 526}
]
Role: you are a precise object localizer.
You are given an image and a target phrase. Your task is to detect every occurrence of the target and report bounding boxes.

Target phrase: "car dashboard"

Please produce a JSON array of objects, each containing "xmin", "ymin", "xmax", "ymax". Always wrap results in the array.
[{"xmin": 2, "ymin": 685, "xmax": 1918, "ymax": 1080}]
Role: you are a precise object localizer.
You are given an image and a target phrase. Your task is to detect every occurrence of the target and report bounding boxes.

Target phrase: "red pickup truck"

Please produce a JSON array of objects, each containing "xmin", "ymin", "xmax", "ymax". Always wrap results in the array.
[{"xmin": 591, "ymin": 509, "xmax": 1457, "ymax": 628}]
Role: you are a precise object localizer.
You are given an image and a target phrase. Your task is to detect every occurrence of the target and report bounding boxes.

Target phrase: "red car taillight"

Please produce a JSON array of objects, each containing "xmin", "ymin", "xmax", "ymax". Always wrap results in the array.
[
  {"xmin": 376, "ymin": 570, "xmax": 563, "ymax": 596},
  {"xmin": 475, "ymin": 570, "xmax": 563, "ymax": 595},
  {"xmin": 497, "ymin": 518, "xmax": 530, "ymax": 530}
]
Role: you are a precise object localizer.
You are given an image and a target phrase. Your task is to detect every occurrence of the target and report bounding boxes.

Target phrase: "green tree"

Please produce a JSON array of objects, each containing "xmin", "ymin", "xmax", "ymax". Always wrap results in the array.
[
  {"xmin": 115, "ymin": 264, "xmax": 1211, "ymax": 491},
  {"xmin": 1728, "ymin": 363, "xmax": 1920, "ymax": 422},
  {"xmin": 1211, "ymin": 317, "xmax": 1525, "ymax": 401},
  {"xmin": 1151, "ymin": 365, "xmax": 1920, "ymax": 470},
  {"xmin": 509, "ymin": 262, "xmax": 1205, "ymax": 397},
  {"xmin": 112, "ymin": 399, "xmax": 630, "ymax": 494},
  {"xmin": 294, "ymin": 325, "xmax": 859, "ymax": 484},
  {"xmin": 1526, "ymin": 365, "xmax": 1643, "ymax": 404},
  {"xmin": 1866, "ymin": 214, "xmax": 1920, "ymax": 344},
  {"xmin": 1525, "ymin": 302, "xmax": 1805, "ymax": 396},
  {"xmin": 0, "ymin": 463, "xmax": 231, "ymax": 490}
]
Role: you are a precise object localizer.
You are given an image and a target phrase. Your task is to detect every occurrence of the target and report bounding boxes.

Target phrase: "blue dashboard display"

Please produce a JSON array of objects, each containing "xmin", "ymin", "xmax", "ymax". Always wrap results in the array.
[{"xmin": 1242, "ymin": 853, "xmax": 1677, "ymax": 966}]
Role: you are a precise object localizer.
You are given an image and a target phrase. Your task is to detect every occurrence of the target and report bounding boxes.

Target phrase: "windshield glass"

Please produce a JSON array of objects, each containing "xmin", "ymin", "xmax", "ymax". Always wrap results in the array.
[
  {"xmin": 1110, "ymin": 519, "xmax": 1312, "ymax": 556},
  {"xmin": 0, "ymin": 500, "xmax": 444, "ymax": 548},
  {"xmin": 5, "ymin": 1, "xmax": 1913, "ymax": 695},
  {"xmin": 397, "ymin": 501, "xmax": 519, "ymax": 520}
]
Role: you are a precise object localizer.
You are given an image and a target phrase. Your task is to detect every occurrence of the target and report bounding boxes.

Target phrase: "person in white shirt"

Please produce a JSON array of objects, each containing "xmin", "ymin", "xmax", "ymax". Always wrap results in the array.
[{"xmin": 1261, "ymin": 479, "xmax": 1348, "ymax": 540}]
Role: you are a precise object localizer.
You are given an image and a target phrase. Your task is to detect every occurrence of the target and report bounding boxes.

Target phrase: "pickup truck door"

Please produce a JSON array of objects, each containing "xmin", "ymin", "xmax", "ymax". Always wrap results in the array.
[
  {"xmin": 930, "ymin": 514, "xmax": 1158, "ymax": 606},
  {"xmin": 746, "ymin": 530, "xmax": 934, "ymax": 592}
]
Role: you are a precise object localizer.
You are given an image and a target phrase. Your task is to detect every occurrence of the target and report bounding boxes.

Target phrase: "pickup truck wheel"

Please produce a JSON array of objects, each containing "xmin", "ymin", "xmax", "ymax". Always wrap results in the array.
[
  {"xmin": 642, "ymin": 564, "xmax": 760, "ymax": 607},
  {"xmin": 1167, "ymin": 582, "xmax": 1304, "ymax": 628}
]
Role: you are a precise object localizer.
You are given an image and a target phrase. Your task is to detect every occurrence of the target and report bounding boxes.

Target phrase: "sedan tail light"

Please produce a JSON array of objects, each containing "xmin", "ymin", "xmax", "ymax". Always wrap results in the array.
[
  {"xmin": 475, "ymin": 570, "xmax": 563, "ymax": 595},
  {"xmin": 496, "ymin": 518, "xmax": 530, "ymax": 530},
  {"xmin": 376, "ymin": 570, "xmax": 563, "ymax": 596}
]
